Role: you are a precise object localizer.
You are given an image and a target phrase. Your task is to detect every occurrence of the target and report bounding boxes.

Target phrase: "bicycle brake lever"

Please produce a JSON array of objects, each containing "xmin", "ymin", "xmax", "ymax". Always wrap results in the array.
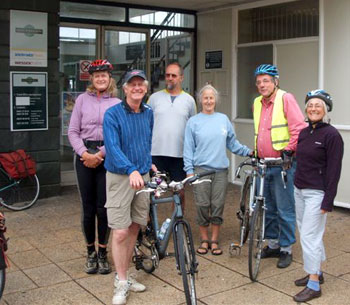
[{"xmin": 191, "ymin": 179, "xmax": 211, "ymax": 185}]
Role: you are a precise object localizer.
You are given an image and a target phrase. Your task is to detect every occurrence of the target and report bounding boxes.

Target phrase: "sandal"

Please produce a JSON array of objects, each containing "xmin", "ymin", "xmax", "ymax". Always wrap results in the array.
[
  {"xmin": 197, "ymin": 240, "xmax": 210, "ymax": 255},
  {"xmin": 210, "ymin": 240, "xmax": 223, "ymax": 256}
]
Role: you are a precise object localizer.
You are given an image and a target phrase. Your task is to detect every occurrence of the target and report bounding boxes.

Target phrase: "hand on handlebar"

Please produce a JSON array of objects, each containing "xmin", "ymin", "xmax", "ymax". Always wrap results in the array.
[{"xmin": 129, "ymin": 171, "xmax": 144, "ymax": 190}]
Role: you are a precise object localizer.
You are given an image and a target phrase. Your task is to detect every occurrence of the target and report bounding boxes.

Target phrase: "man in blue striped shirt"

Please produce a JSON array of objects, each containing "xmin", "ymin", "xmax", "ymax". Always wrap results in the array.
[{"xmin": 103, "ymin": 70, "xmax": 155, "ymax": 305}]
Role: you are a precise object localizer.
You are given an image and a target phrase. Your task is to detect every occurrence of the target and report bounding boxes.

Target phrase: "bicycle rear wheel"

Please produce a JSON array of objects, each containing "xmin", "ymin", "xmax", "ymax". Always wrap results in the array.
[
  {"xmin": 176, "ymin": 222, "xmax": 197, "ymax": 305},
  {"xmin": 248, "ymin": 200, "xmax": 264, "ymax": 281},
  {"xmin": 0, "ymin": 173, "xmax": 40, "ymax": 211},
  {"xmin": 239, "ymin": 176, "xmax": 252, "ymax": 244}
]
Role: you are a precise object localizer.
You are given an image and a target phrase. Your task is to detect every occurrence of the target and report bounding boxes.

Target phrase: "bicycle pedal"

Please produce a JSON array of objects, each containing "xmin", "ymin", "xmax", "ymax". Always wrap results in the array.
[
  {"xmin": 229, "ymin": 243, "xmax": 241, "ymax": 256},
  {"xmin": 165, "ymin": 252, "xmax": 175, "ymax": 257}
]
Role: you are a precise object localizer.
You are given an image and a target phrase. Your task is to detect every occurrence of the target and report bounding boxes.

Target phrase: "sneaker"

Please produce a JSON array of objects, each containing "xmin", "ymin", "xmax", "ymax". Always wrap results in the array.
[
  {"xmin": 98, "ymin": 251, "xmax": 111, "ymax": 274},
  {"xmin": 114, "ymin": 273, "xmax": 146, "ymax": 292},
  {"xmin": 260, "ymin": 246, "xmax": 281, "ymax": 259},
  {"xmin": 85, "ymin": 251, "xmax": 98, "ymax": 274},
  {"xmin": 277, "ymin": 251, "xmax": 292, "ymax": 268},
  {"xmin": 112, "ymin": 281, "xmax": 130, "ymax": 305}
]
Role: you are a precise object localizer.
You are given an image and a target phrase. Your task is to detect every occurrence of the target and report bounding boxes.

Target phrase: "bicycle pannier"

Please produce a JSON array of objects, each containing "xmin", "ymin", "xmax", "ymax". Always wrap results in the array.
[{"xmin": 0, "ymin": 150, "xmax": 36, "ymax": 179}]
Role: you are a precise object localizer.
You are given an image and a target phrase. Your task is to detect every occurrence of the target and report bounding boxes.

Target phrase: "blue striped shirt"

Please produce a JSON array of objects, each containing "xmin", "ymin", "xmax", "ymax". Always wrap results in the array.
[{"xmin": 103, "ymin": 100, "xmax": 153, "ymax": 175}]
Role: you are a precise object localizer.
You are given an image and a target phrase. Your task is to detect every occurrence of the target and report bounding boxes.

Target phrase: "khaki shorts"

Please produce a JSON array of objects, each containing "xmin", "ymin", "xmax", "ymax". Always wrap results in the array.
[{"xmin": 105, "ymin": 171, "xmax": 150, "ymax": 230}]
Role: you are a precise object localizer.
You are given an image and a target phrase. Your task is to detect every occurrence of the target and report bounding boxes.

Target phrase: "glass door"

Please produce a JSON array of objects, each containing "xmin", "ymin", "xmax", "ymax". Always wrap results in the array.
[
  {"xmin": 103, "ymin": 28, "xmax": 149, "ymax": 99},
  {"xmin": 59, "ymin": 25, "xmax": 98, "ymax": 173}
]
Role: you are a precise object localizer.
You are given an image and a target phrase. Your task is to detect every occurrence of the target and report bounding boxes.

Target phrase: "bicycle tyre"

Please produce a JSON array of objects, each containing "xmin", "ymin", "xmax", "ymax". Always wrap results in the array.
[
  {"xmin": 239, "ymin": 176, "xmax": 252, "ymax": 244},
  {"xmin": 176, "ymin": 223, "xmax": 197, "ymax": 305},
  {"xmin": 0, "ymin": 268, "xmax": 5, "ymax": 300},
  {"xmin": 248, "ymin": 200, "xmax": 264, "ymax": 281},
  {"xmin": 0, "ymin": 173, "xmax": 40, "ymax": 211}
]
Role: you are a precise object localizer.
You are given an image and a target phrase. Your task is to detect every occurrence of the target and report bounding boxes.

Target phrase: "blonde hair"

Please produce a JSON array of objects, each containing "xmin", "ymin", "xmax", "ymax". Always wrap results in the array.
[
  {"xmin": 305, "ymin": 99, "xmax": 330, "ymax": 123},
  {"xmin": 86, "ymin": 74, "xmax": 118, "ymax": 97}
]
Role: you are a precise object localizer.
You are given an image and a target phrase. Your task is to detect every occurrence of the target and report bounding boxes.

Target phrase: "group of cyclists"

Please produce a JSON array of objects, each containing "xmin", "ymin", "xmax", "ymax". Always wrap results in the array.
[{"xmin": 68, "ymin": 59, "xmax": 343, "ymax": 304}]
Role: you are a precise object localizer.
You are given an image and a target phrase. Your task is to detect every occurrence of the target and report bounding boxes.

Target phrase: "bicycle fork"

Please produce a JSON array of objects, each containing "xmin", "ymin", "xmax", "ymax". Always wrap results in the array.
[{"xmin": 173, "ymin": 219, "xmax": 198, "ymax": 276}]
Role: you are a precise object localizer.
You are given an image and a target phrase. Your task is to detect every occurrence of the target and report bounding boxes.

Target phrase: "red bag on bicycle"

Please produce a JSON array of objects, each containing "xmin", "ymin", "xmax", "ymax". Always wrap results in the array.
[{"xmin": 0, "ymin": 149, "xmax": 36, "ymax": 179}]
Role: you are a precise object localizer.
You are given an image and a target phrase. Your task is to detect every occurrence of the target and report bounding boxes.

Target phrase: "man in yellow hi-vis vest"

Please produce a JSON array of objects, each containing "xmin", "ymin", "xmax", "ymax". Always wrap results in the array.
[{"xmin": 253, "ymin": 64, "xmax": 306, "ymax": 269}]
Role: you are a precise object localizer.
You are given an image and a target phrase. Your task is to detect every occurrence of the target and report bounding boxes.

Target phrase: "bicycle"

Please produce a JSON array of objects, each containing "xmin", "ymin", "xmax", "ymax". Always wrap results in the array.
[
  {"xmin": 230, "ymin": 157, "xmax": 287, "ymax": 281},
  {"xmin": 0, "ymin": 212, "xmax": 8, "ymax": 300},
  {"xmin": 0, "ymin": 165, "xmax": 40, "ymax": 211},
  {"xmin": 133, "ymin": 170, "xmax": 214, "ymax": 305}
]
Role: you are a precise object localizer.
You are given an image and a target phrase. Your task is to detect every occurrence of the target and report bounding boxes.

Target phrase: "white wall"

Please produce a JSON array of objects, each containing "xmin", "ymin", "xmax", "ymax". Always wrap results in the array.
[
  {"xmin": 323, "ymin": 0, "xmax": 350, "ymax": 208},
  {"xmin": 276, "ymin": 40, "xmax": 319, "ymax": 109},
  {"xmin": 197, "ymin": 9, "xmax": 233, "ymax": 116}
]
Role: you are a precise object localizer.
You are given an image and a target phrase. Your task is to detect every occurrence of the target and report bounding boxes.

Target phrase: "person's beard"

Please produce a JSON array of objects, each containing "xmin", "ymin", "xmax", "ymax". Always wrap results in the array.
[{"xmin": 166, "ymin": 83, "xmax": 175, "ymax": 91}]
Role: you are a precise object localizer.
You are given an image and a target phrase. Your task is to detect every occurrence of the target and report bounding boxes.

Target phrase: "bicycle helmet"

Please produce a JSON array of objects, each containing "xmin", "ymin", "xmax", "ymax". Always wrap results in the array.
[
  {"xmin": 254, "ymin": 64, "xmax": 279, "ymax": 77},
  {"xmin": 305, "ymin": 89, "xmax": 333, "ymax": 112},
  {"xmin": 88, "ymin": 59, "xmax": 113, "ymax": 74}
]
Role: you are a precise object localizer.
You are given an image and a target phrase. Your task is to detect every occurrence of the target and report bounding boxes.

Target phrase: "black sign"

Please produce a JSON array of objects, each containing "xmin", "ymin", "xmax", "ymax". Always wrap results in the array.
[
  {"xmin": 10, "ymin": 72, "xmax": 48, "ymax": 131},
  {"xmin": 205, "ymin": 50, "xmax": 223, "ymax": 69}
]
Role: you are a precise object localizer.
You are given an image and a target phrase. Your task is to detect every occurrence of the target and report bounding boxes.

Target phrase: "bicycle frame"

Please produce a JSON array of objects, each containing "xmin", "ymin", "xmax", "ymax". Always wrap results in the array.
[
  {"xmin": 149, "ymin": 192, "xmax": 183, "ymax": 259},
  {"xmin": 231, "ymin": 158, "xmax": 286, "ymax": 255},
  {"xmin": 0, "ymin": 168, "xmax": 17, "ymax": 193}
]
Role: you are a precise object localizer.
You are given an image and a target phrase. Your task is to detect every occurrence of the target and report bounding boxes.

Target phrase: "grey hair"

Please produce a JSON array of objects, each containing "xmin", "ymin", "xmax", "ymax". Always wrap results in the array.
[
  {"xmin": 122, "ymin": 79, "xmax": 149, "ymax": 89},
  {"xmin": 197, "ymin": 84, "xmax": 220, "ymax": 106},
  {"xmin": 305, "ymin": 99, "xmax": 330, "ymax": 123}
]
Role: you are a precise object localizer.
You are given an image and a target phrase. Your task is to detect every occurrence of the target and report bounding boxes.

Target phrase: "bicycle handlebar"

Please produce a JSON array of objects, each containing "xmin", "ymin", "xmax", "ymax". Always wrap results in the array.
[
  {"xmin": 136, "ymin": 170, "xmax": 215, "ymax": 195},
  {"xmin": 235, "ymin": 157, "xmax": 287, "ymax": 188}
]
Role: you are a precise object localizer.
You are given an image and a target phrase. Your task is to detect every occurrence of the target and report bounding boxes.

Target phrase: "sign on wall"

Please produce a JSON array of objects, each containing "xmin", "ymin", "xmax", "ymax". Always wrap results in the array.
[
  {"xmin": 205, "ymin": 50, "xmax": 222, "ymax": 69},
  {"xmin": 79, "ymin": 60, "xmax": 92, "ymax": 81},
  {"xmin": 10, "ymin": 10, "xmax": 48, "ymax": 67},
  {"xmin": 10, "ymin": 72, "xmax": 48, "ymax": 131}
]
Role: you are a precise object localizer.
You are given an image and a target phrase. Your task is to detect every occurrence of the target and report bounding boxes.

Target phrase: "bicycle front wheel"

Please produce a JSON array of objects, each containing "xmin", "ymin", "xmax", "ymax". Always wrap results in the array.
[
  {"xmin": 176, "ymin": 223, "xmax": 197, "ymax": 305},
  {"xmin": 239, "ymin": 176, "xmax": 252, "ymax": 244},
  {"xmin": 0, "ymin": 174, "xmax": 40, "ymax": 211},
  {"xmin": 248, "ymin": 200, "xmax": 264, "ymax": 281},
  {"xmin": 0, "ymin": 268, "xmax": 5, "ymax": 300}
]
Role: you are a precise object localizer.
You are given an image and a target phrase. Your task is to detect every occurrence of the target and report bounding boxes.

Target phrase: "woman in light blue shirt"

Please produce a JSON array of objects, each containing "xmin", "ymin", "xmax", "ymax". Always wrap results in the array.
[{"xmin": 183, "ymin": 84, "xmax": 253, "ymax": 255}]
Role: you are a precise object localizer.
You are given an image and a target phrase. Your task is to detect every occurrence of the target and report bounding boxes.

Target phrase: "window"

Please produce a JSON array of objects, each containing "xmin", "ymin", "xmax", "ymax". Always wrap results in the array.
[
  {"xmin": 237, "ymin": 45, "xmax": 273, "ymax": 119},
  {"xmin": 238, "ymin": 0, "xmax": 318, "ymax": 44},
  {"xmin": 129, "ymin": 8, "xmax": 195, "ymax": 28},
  {"xmin": 60, "ymin": 1, "xmax": 125, "ymax": 22}
]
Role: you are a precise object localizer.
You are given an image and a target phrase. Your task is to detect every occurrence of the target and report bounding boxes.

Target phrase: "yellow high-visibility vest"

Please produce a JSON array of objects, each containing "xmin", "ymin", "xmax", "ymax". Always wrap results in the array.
[{"xmin": 253, "ymin": 89, "xmax": 290, "ymax": 154}]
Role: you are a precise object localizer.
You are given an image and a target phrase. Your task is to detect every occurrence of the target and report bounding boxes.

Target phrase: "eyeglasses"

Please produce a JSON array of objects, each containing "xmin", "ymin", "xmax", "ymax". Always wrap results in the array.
[{"xmin": 255, "ymin": 79, "xmax": 273, "ymax": 86}]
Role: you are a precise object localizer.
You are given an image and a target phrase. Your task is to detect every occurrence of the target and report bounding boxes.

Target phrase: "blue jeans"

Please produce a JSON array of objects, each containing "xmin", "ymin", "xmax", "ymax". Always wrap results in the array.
[{"xmin": 260, "ymin": 161, "xmax": 296, "ymax": 248}]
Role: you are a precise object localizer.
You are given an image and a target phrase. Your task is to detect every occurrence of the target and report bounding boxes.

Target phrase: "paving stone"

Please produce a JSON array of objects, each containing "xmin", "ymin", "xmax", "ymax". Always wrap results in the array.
[
  {"xmin": 40, "ymin": 243, "xmax": 82, "ymax": 263},
  {"xmin": 201, "ymin": 281, "xmax": 296, "ymax": 305},
  {"xmin": 6, "ymin": 237, "xmax": 34, "ymax": 255},
  {"xmin": 23, "ymin": 263, "xmax": 71, "ymax": 287},
  {"xmin": 3, "ymin": 281, "xmax": 104, "ymax": 305},
  {"xmin": 2, "ymin": 270, "xmax": 37, "ymax": 295},
  {"xmin": 8, "ymin": 249, "xmax": 51, "ymax": 270},
  {"xmin": 322, "ymin": 252, "xmax": 350, "ymax": 277}
]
